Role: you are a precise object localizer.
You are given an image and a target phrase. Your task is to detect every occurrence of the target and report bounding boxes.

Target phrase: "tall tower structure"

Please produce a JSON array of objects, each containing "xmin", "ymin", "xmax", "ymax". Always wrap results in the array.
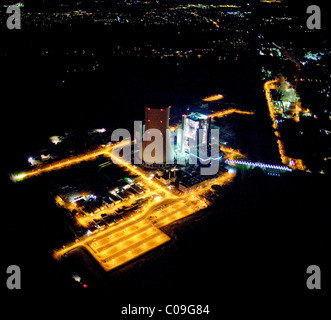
[
  {"xmin": 182, "ymin": 112, "xmax": 211, "ymax": 154},
  {"xmin": 142, "ymin": 104, "xmax": 172, "ymax": 168}
]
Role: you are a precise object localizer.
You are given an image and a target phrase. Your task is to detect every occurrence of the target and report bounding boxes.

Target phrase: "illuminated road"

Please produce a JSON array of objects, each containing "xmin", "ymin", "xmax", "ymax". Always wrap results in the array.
[
  {"xmin": 190, "ymin": 11, "xmax": 220, "ymax": 29},
  {"xmin": 53, "ymin": 169, "xmax": 234, "ymax": 271},
  {"xmin": 210, "ymin": 109, "xmax": 254, "ymax": 121},
  {"xmin": 10, "ymin": 140, "xmax": 130, "ymax": 183},
  {"xmin": 169, "ymin": 108, "xmax": 254, "ymax": 132},
  {"xmin": 11, "ymin": 121, "xmax": 238, "ymax": 272},
  {"xmin": 202, "ymin": 94, "xmax": 223, "ymax": 102}
]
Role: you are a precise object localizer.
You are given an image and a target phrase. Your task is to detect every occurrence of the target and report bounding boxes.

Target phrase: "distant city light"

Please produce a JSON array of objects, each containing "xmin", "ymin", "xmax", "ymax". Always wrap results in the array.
[
  {"xmin": 72, "ymin": 273, "xmax": 81, "ymax": 282},
  {"xmin": 94, "ymin": 128, "xmax": 107, "ymax": 133},
  {"xmin": 304, "ymin": 51, "xmax": 324, "ymax": 61},
  {"xmin": 202, "ymin": 94, "xmax": 224, "ymax": 102},
  {"xmin": 10, "ymin": 173, "xmax": 26, "ymax": 182},
  {"xmin": 41, "ymin": 154, "xmax": 52, "ymax": 161},
  {"xmin": 28, "ymin": 156, "xmax": 36, "ymax": 166},
  {"xmin": 50, "ymin": 136, "xmax": 62, "ymax": 145}
]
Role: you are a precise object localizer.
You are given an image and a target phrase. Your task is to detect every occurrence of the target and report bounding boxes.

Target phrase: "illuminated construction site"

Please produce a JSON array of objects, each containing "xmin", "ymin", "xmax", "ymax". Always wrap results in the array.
[
  {"xmin": 10, "ymin": 101, "xmax": 258, "ymax": 272},
  {"xmin": 264, "ymin": 78, "xmax": 307, "ymax": 170}
]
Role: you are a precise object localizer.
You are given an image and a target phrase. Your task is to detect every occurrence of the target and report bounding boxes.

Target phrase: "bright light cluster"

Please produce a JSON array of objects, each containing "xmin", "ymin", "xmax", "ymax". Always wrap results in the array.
[
  {"xmin": 11, "ymin": 106, "xmax": 259, "ymax": 271},
  {"xmin": 225, "ymin": 159, "xmax": 292, "ymax": 172}
]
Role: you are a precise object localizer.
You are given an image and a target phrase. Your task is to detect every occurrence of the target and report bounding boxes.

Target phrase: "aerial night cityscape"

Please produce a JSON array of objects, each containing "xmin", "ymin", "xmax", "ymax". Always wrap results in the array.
[{"xmin": 1, "ymin": 0, "xmax": 330, "ymax": 314}]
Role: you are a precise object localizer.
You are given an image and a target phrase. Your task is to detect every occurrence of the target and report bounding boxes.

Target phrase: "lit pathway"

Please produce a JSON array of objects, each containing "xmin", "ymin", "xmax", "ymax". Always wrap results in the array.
[{"xmin": 264, "ymin": 79, "xmax": 306, "ymax": 170}]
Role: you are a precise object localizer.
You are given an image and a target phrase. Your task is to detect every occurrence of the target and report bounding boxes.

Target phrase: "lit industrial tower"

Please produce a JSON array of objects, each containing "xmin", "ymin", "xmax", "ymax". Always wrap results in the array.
[{"xmin": 142, "ymin": 104, "xmax": 172, "ymax": 168}]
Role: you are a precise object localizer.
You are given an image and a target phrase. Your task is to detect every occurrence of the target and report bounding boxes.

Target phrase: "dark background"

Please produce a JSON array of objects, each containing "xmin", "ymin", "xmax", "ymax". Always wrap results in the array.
[{"xmin": 1, "ymin": 0, "xmax": 330, "ymax": 315}]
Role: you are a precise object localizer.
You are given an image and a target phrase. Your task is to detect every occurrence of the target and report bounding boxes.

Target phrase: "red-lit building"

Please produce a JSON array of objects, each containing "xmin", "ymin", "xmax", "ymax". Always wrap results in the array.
[{"xmin": 142, "ymin": 104, "xmax": 172, "ymax": 168}]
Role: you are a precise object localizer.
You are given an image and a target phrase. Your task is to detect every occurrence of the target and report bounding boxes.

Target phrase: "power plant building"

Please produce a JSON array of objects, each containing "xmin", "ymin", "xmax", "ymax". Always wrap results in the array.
[
  {"xmin": 142, "ymin": 104, "xmax": 173, "ymax": 168},
  {"xmin": 181, "ymin": 112, "xmax": 211, "ymax": 157}
]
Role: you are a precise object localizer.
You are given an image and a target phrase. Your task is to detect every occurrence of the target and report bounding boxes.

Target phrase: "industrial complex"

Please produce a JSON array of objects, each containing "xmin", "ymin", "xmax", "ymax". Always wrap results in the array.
[
  {"xmin": 3, "ymin": 0, "xmax": 329, "ymax": 302},
  {"xmin": 10, "ymin": 99, "xmax": 265, "ymax": 272},
  {"xmin": 10, "ymin": 89, "xmax": 305, "ymax": 275}
]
